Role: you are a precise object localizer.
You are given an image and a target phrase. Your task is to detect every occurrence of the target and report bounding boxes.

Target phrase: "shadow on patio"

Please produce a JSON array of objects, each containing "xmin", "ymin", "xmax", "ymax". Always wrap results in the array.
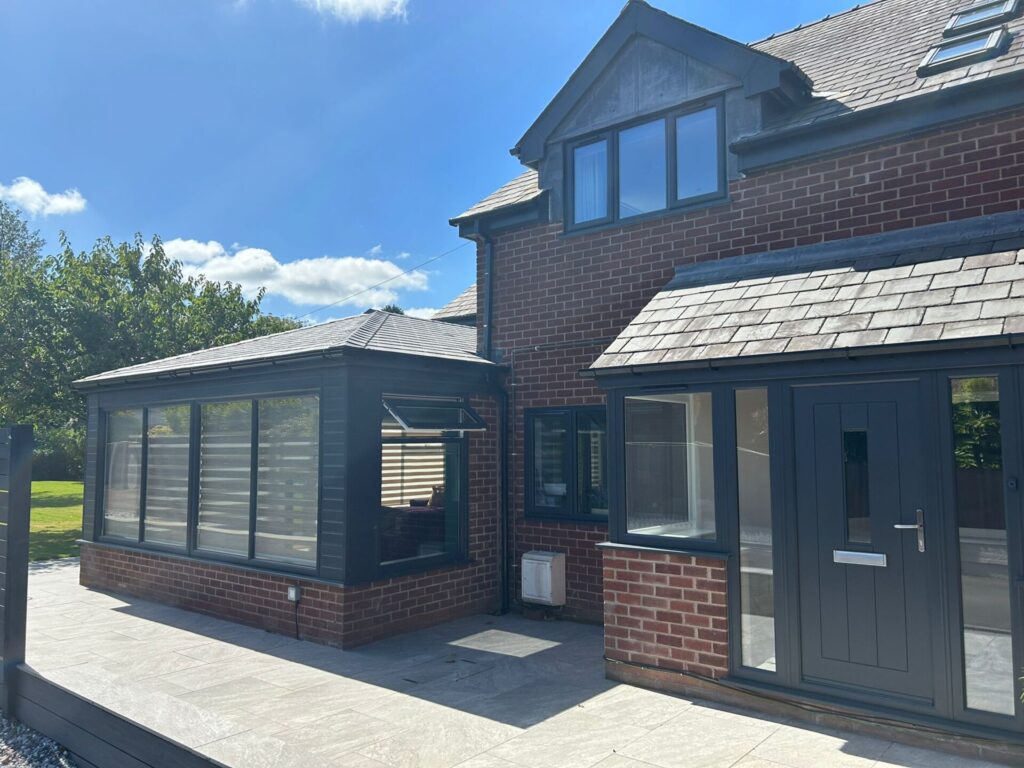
[{"xmin": 23, "ymin": 560, "xmax": 1004, "ymax": 768}]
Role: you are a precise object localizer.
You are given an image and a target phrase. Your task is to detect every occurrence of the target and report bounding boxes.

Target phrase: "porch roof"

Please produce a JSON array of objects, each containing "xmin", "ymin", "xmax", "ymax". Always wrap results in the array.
[{"xmin": 592, "ymin": 246, "xmax": 1024, "ymax": 371}]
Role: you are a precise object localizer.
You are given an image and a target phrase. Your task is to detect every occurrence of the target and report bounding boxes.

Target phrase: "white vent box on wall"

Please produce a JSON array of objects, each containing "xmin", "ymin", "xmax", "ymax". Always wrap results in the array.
[{"xmin": 521, "ymin": 551, "xmax": 566, "ymax": 606}]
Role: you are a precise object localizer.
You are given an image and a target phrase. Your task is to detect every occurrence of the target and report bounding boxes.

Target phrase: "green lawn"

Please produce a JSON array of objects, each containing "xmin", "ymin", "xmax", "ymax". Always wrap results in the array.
[{"xmin": 30, "ymin": 480, "xmax": 84, "ymax": 562}]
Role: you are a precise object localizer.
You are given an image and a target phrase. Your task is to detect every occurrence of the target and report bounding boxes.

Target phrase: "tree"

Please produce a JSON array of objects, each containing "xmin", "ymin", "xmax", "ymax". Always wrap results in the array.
[
  {"xmin": 0, "ymin": 207, "xmax": 300, "ymax": 478},
  {"xmin": 380, "ymin": 303, "xmax": 405, "ymax": 314}
]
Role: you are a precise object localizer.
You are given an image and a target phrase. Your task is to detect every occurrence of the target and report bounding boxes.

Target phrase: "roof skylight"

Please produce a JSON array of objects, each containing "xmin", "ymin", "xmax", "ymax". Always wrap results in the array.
[
  {"xmin": 945, "ymin": 0, "xmax": 1020, "ymax": 36},
  {"xmin": 919, "ymin": 26, "xmax": 1010, "ymax": 74}
]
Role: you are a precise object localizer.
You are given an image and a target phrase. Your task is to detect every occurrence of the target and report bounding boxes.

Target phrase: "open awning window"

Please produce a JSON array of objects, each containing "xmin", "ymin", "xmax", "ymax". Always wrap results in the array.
[{"xmin": 382, "ymin": 398, "xmax": 487, "ymax": 433}]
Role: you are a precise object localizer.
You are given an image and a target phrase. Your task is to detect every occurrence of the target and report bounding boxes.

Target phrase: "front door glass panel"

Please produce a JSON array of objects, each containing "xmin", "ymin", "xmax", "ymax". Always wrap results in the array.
[
  {"xmin": 843, "ymin": 430, "xmax": 871, "ymax": 545},
  {"xmin": 951, "ymin": 376, "xmax": 1015, "ymax": 716}
]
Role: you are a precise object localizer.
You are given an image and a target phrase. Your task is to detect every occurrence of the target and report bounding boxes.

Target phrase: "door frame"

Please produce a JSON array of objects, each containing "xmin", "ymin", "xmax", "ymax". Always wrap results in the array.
[
  {"xmin": 784, "ymin": 376, "xmax": 953, "ymax": 718},
  {"xmin": 933, "ymin": 365, "xmax": 1024, "ymax": 732}
]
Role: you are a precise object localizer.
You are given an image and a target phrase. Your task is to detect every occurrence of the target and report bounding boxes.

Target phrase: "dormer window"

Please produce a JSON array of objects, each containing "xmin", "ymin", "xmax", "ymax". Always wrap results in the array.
[
  {"xmin": 918, "ymin": 26, "xmax": 1011, "ymax": 75},
  {"xmin": 567, "ymin": 98, "xmax": 725, "ymax": 231},
  {"xmin": 945, "ymin": 0, "xmax": 1020, "ymax": 36}
]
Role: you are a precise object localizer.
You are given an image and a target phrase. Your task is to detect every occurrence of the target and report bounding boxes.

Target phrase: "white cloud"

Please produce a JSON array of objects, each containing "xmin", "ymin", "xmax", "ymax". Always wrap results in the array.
[
  {"xmin": 295, "ymin": 0, "xmax": 407, "ymax": 22},
  {"xmin": 404, "ymin": 307, "xmax": 438, "ymax": 319},
  {"xmin": 162, "ymin": 238, "xmax": 427, "ymax": 308},
  {"xmin": 0, "ymin": 176, "xmax": 86, "ymax": 216}
]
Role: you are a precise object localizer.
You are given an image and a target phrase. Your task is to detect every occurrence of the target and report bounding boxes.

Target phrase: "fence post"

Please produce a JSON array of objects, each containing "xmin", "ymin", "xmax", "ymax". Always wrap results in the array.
[{"xmin": 0, "ymin": 425, "xmax": 32, "ymax": 714}]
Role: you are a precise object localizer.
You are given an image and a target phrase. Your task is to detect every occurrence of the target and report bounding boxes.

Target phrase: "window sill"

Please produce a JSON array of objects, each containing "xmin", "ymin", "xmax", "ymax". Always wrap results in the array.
[
  {"xmin": 376, "ymin": 553, "xmax": 473, "ymax": 581},
  {"xmin": 524, "ymin": 512, "xmax": 609, "ymax": 526},
  {"xmin": 86, "ymin": 538, "xmax": 328, "ymax": 583},
  {"xmin": 597, "ymin": 540, "xmax": 731, "ymax": 561}
]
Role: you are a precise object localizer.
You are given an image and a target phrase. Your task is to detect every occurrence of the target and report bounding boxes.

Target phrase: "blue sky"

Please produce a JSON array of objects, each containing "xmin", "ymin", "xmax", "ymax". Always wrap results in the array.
[{"xmin": 1, "ymin": 0, "xmax": 854, "ymax": 322}]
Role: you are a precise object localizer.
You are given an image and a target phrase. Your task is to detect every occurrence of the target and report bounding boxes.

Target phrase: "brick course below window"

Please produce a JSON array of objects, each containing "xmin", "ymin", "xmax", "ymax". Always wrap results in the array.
[
  {"xmin": 80, "ymin": 541, "xmax": 496, "ymax": 649},
  {"xmin": 602, "ymin": 545, "xmax": 729, "ymax": 679}
]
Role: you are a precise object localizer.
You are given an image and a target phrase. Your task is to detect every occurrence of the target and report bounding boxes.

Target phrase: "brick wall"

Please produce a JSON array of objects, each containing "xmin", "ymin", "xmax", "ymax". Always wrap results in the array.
[
  {"xmin": 602, "ymin": 545, "xmax": 728, "ymax": 679},
  {"xmin": 487, "ymin": 108, "xmax": 1024, "ymax": 620},
  {"xmin": 81, "ymin": 542, "xmax": 496, "ymax": 648}
]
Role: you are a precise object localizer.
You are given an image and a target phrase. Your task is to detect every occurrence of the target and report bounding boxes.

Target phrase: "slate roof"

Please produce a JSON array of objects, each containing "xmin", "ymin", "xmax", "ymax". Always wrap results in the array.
[
  {"xmin": 455, "ymin": 0, "xmax": 1024, "ymax": 222},
  {"xmin": 591, "ymin": 248, "xmax": 1024, "ymax": 370},
  {"xmin": 433, "ymin": 284, "xmax": 477, "ymax": 320},
  {"xmin": 450, "ymin": 170, "xmax": 543, "ymax": 224},
  {"xmin": 76, "ymin": 310, "xmax": 490, "ymax": 386},
  {"xmin": 753, "ymin": 0, "xmax": 1024, "ymax": 133}
]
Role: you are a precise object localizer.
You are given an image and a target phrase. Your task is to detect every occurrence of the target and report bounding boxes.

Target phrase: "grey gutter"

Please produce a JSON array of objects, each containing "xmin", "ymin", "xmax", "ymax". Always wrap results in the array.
[
  {"xmin": 73, "ymin": 345, "xmax": 493, "ymax": 391},
  {"xmin": 732, "ymin": 69, "xmax": 1024, "ymax": 172},
  {"xmin": 664, "ymin": 210, "xmax": 1024, "ymax": 291}
]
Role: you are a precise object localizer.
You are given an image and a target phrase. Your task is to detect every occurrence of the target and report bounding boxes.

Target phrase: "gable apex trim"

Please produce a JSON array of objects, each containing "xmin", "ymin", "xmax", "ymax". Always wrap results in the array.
[{"xmin": 512, "ymin": 0, "xmax": 811, "ymax": 165}]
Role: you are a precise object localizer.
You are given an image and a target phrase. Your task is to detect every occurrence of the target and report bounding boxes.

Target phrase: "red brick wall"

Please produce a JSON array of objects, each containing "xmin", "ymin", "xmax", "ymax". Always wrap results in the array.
[
  {"xmin": 487, "ymin": 108, "xmax": 1024, "ymax": 621},
  {"xmin": 602, "ymin": 545, "xmax": 728, "ymax": 679},
  {"xmin": 80, "ymin": 542, "xmax": 496, "ymax": 648}
]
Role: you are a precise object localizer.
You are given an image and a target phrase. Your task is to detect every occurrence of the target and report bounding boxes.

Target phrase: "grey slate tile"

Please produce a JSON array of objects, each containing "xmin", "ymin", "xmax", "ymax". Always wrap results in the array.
[
  {"xmin": 835, "ymin": 329, "xmax": 889, "ymax": 348},
  {"xmin": 941, "ymin": 320, "xmax": 1005, "ymax": 339},
  {"xmin": 923, "ymin": 302, "xmax": 983, "ymax": 325},
  {"xmin": 954, "ymin": 283, "xmax": 1012, "ymax": 303},
  {"xmin": 886, "ymin": 325, "xmax": 944, "ymax": 344},
  {"xmin": 822, "ymin": 314, "xmax": 872, "ymax": 334}
]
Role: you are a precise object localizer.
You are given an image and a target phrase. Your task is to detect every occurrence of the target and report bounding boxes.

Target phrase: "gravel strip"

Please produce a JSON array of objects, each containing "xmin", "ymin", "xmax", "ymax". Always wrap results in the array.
[{"xmin": 0, "ymin": 713, "xmax": 76, "ymax": 767}]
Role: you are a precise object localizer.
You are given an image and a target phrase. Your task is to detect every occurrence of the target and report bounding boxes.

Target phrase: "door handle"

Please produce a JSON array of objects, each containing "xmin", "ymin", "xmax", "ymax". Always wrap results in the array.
[{"xmin": 893, "ymin": 509, "xmax": 925, "ymax": 553}]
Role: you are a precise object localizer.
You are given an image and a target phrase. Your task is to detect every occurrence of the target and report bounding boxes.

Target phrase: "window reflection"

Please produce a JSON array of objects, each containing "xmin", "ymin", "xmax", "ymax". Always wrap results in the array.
[
  {"xmin": 736, "ymin": 389, "xmax": 775, "ymax": 671},
  {"xmin": 952, "ymin": 376, "xmax": 1015, "ymax": 716}
]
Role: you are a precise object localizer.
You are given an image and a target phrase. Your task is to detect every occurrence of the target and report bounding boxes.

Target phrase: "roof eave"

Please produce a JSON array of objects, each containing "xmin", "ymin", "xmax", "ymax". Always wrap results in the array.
[{"xmin": 585, "ymin": 333, "xmax": 1024, "ymax": 380}]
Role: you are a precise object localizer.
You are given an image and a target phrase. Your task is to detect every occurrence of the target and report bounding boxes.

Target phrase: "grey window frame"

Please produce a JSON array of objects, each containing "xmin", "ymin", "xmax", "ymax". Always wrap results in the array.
[
  {"xmin": 919, "ymin": 26, "xmax": 1011, "ymax": 75},
  {"xmin": 564, "ymin": 96, "xmax": 726, "ymax": 233},
  {"xmin": 612, "ymin": 385, "xmax": 730, "ymax": 554},
  {"xmin": 97, "ymin": 390, "xmax": 322, "ymax": 577},
  {"xmin": 944, "ymin": 0, "xmax": 1019, "ymax": 36},
  {"xmin": 524, "ymin": 406, "xmax": 609, "ymax": 524},
  {"xmin": 378, "ymin": 399, "xmax": 472, "ymax": 577}
]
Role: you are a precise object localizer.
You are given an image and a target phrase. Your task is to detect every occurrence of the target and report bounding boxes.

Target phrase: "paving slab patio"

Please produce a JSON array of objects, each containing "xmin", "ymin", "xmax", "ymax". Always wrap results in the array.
[{"xmin": 25, "ymin": 560, "xmax": 1003, "ymax": 768}]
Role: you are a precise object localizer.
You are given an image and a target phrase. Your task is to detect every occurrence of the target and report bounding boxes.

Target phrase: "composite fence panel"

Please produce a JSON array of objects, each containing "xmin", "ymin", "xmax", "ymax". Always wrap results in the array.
[{"xmin": 0, "ymin": 425, "xmax": 223, "ymax": 768}]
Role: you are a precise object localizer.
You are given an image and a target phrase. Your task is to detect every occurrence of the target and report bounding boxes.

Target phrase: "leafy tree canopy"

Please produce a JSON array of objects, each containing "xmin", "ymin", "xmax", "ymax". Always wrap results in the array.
[{"xmin": 0, "ymin": 202, "xmax": 300, "ymax": 477}]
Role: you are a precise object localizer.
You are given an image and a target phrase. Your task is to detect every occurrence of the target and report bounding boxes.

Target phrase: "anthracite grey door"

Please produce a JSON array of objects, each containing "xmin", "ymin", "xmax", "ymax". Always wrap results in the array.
[{"xmin": 795, "ymin": 381, "xmax": 936, "ymax": 703}]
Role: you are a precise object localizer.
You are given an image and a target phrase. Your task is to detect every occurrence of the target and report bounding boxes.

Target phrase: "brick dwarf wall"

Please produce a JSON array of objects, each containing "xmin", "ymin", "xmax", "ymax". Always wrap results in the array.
[
  {"xmin": 80, "ymin": 543, "xmax": 495, "ymax": 647},
  {"xmin": 484, "ymin": 108, "xmax": 1024, "ymax": 621},
  {"xmin": 81, "ymin": 397, "xmax": 501, "ymax": 649},
  {"xmin": 602, "ymin": 545, "xmax": 728, "ymax": 678}
]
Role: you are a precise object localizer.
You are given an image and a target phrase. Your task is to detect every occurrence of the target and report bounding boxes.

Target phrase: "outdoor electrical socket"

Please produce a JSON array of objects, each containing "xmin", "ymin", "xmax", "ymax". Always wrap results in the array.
[{"xmin": 287, "ymin": 585, "xmax": 301, "ymax": 603}]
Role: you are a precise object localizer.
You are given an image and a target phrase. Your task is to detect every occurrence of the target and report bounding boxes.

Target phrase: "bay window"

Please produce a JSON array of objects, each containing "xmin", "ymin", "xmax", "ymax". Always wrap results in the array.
[{"xmin": 568, "ymin": 99, "xmax": 724, "ymax": 230}]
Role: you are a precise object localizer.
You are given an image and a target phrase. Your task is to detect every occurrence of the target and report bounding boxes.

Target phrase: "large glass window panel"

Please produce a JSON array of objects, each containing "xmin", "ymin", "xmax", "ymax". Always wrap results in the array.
[
  {"xmin": 573, "ymin": 140, "xmax": 608, "ymax": 224},
  {"xmin": 736, "ymin": 389, "xmax": 775, "ymax": 671},
  {"xmin": 531, "ymin": 413, "xmax": 570, "ymax": 516},
  {"xmin": 576, "ymin": 410, "xmax": 608, "ymax": 518},
  {"xmin": 951, "ymin": 377, "xmax": 1015, "ymax": 716},
  {"xmin": 676, "ymin": 107, "xmax": 721, "ymax": 202},
  {"xmin": 380, "ymin": 401, "xmax": 463, "ymax": 566},
  {"xmin": 143, "ymin": 405, "xmax": 191, "ymax": 547},
  {"xmin": 624, "ymin": 392, "xmax": 715, "ymax": 540},
  {"xmin": 618, "ymin": 119, "xmax": 666, "ymax": 218},
  {"xmin": 197, "ymin": 401, "xmax": 252, "ymax": 558},
  {"xmin": 255, "ymin": 396, "xmax": 320, "ymax": 568},
  {"xmin": 103, "ymin": 409, "xmax": 143, "ymax": 539}
]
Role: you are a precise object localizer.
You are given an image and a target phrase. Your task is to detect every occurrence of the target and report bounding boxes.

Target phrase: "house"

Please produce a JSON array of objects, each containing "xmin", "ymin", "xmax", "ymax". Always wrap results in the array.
[{"xmin": 76, "ymin": 0, "xmax": 1024, "ymax": 749}]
